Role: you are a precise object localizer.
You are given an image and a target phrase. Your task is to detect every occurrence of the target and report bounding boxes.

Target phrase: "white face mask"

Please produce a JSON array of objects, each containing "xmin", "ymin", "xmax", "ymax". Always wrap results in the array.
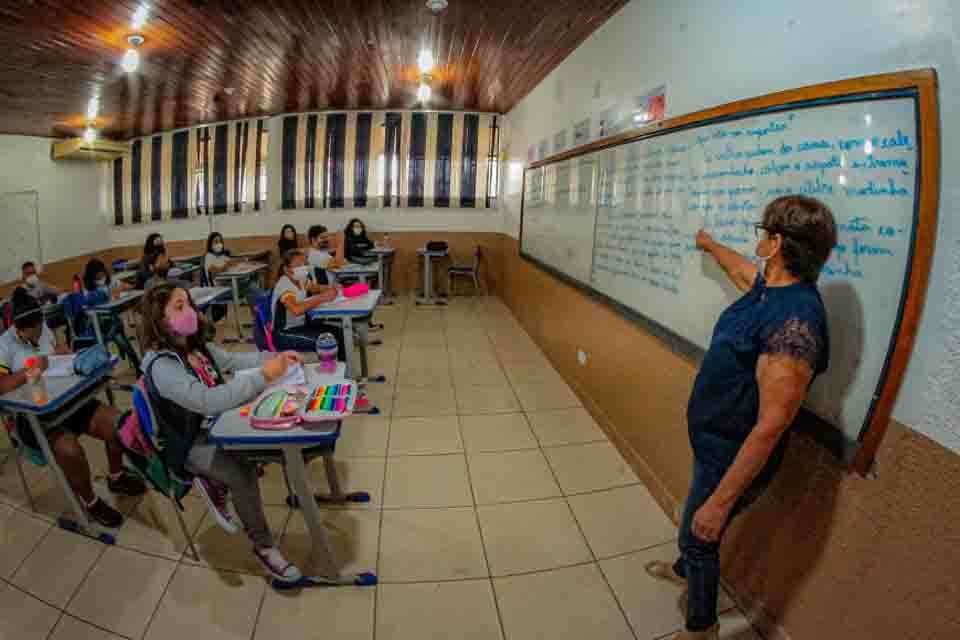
[
  {"xmin": 25, "ymin": 274, "xmax": 39, "ymax": 286},
  {"xmin": 96, "ymin": 278, "xmax": 107, "ymax": 288},
  {"xmin": 292, "ymin": 265, "xmax": 311, "ymax": 282},
  {"xmin": 352, "ymin": 226, "xmax": 363, "ymax": 236},
  {"xmin": 212, "ymin": 242, "xmax": 224, "ymax": 254}
]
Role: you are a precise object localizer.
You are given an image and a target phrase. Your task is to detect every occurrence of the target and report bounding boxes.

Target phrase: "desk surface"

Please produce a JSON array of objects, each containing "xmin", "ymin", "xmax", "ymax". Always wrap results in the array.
[
  {"xmin": 215, "ymin": 262, "xmax": 268, "ymax": 279},
  {"xmin": 209, "ymin": 362, "xmax": 347, "ymax": 446},
  {"xmin": 88, "ymin": 290, "xmax": 144, "ymax": 311},
  {"xmin": 0, "ymin": 360, "xmax": 116, "ymax": 415},
  {"xmin": 308, "ymin": 290, "xmax": 381, "ymax": 318},
  {"xmin": 190, "ymin": 286, "xmax": 232, "ymax": 308},
  {"xmin": 172, "ymin": 254, "xmax": 204, "ymax": 264},
  {"xmin": 329, "ymin": 262, "xmax": 379, "ymax": 275},
  {"xmin": 417, "ymin": 248, "xmax": 448, "ymax": 257},
  {"xmin": 368, "ymin": 247, "xmax": 396, "ymax": 255},
  {"xmin": 233, "ymin": 249, "xmax": 272, "ymax": 261}
]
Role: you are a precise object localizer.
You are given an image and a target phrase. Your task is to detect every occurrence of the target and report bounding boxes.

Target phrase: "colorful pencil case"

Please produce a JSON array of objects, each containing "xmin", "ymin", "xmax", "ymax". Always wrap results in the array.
[
  {"xmin": 249, "ymin": 381, "xmax": 357, "ymax": 430},
  {"xmin": 343, "ymin": 282, "xmax": 369, "ymax": 297}
]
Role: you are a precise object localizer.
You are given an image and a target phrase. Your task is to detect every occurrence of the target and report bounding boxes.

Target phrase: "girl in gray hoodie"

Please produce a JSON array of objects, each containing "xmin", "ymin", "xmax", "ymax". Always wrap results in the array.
[{"xmin": 139, "ymin": 282, "xmax": 303, "ymax": 583}]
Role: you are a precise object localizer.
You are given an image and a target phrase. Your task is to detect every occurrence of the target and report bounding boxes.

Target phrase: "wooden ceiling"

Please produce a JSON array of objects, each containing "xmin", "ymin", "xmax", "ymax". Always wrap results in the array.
[{"xmin": 0, "ymin": 0, "xmax": 628, "ymax": 140}]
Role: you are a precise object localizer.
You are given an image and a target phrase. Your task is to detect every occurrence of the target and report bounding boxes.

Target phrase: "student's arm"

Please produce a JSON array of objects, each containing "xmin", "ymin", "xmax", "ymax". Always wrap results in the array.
[
  {"xmin": 305, "ymin": 280, "xmax": 336, "ymax": 296},
  {"xmin": 40, "ymin": 281, "xmax": 62, "ymax": 297},
  {"xmin": 149, "ymin": 355, "xmax": 269, "ymax": 416},
  {"xmin": 280, "ymin": 289, "xmax": 336, "ymax": 317},
  {"xmin": 696, "ymin": 230, "xmax": 758, "ymax": 293},
  {"xmin": 206, "ymin": 343, "xmax": 268, "ymax": 373},
  {"xmin": 0, "ymin": 349, "xmax": 47, "ymax": 394}
]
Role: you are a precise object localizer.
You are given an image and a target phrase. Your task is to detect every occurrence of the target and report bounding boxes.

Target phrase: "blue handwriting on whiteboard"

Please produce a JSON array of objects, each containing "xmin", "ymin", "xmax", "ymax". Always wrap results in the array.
[{"xmin": 844, "ymin": 178, "xmax": 910, "ymax": 197}]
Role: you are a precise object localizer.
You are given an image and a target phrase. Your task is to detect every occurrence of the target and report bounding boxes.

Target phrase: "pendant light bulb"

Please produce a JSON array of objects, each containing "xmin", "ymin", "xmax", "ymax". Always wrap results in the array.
[
  {"xmin": 122, "ymin": 48, "xmax": 140, "ymax": 73},
  {"xmin": 83, "ymin": 127, "xmax": 98, "ymax": 144},
  {"xmin": 417, "ymin": 49, "xmax": 434, "ymax": 74},
  {"xmin": 417, "ymin": 83, "xmax": 431, "ymax": 103}
]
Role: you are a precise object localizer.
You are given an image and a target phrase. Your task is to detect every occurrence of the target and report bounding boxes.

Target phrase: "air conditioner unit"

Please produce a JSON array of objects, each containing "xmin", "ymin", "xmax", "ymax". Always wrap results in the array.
[{"xmin": 51, "ymin": 137, "xmax": 128, "ymax": 162}]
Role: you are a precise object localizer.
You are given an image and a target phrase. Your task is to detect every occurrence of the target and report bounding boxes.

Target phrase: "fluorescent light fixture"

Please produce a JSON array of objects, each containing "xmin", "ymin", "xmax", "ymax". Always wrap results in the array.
[
  {"xmin": 131, "ymin": 4, "xmax": 150, "ymax": 30},
  {"xmin": 417, "ymin": 83, "xmax": 431, "ymax": 103},
  {"xmin": 86, "ymin": 97, "xmax": 99, "ymax": 121},
  {"xmin": 122, "ymin": 48, "xmax": 140, "ymax": 73},
  {"xmin": 417, "ymin": 49, "xmax": 434, "ymax": 74},
  {"xmin": 864, "ymin": 113, "xmax": 872, "ymax": 126},
  {"xmin": 864, "ymin": 139, "xmax": 874, "ymax": 155},
  {"xmin": 83, "ymin": 127, "xmax": 98, "ymax": 144}
]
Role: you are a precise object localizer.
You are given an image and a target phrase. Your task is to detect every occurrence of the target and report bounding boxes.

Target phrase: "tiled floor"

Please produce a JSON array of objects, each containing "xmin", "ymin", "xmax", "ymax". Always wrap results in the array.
[{"xmin": 0, "ymin": 295, "xmax": 760, "ymax": 640}]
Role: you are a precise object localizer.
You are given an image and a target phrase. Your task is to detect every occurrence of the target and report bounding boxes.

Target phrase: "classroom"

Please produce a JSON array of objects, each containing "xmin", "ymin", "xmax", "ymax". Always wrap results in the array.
[{"xmin": 0, "ymin": 2, "xmax": 957, "ymax": 639}]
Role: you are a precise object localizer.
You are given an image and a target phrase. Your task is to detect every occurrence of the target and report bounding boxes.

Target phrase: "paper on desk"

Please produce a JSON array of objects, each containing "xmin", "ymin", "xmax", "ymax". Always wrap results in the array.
[
  {"xmin": 44, "ymin": 354, "xmax": 76, "ymax": 378},
  {"xmin": 236, "ymin": 362, "xmax": 307, "ymax": 388}
]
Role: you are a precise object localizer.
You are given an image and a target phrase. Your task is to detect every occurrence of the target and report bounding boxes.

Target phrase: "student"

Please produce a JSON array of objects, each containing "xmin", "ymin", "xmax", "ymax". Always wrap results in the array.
[
  {"xmin": 144, "ymin": 249, "xmax": 191, "ymax": 290},
  {"xmin": 204, "ymin": 232, "xmax": 243, "ymax": 282},
  {"xmin": 137, "ymin": 233, "xmax": 166, "ymax": 289},
  {"xmin": 271, "ymin": 249, "xmax": 346, "ymax": 359},
  {"xmin": 306, "ymin": 225, "xmax": 339, "ymax": 284},
  {"xmin": 277, "ymin": 224, "xmax": 299, "ymax": 256},
  {"xmin": 343, "ymin": 218, "xmax": 376, "ymax": 265},
  {"xmin": 20, "ymin": 261, "xmax": 61, "ymax": 304},
  {"xmin": 139, "ymin": 283, "xmax": 304, "ymax": 581},
  {"xmin": 80, "ymin": 259, "xmax": 141, "ymax": 373},
  {"xmin": 0, "ymin": 288, "xmax": 145, "ymax": 527}
]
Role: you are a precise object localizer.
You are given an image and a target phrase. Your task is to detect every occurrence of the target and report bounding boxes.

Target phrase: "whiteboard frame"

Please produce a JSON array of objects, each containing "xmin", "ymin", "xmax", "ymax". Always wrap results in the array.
[
  {"xmin": 519, "ymin": 70, "xmax": 940, "ymax": 474},
  {"xmin": 0, "ymin": 189, "xmax": 42, "ymax": 270}
]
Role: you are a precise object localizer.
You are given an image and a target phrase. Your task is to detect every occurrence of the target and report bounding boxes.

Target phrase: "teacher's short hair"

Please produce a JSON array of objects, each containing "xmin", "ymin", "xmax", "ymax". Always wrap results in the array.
[{"xmin": 762, "ymin": 195, "xmax": 838, "ymax": 283}]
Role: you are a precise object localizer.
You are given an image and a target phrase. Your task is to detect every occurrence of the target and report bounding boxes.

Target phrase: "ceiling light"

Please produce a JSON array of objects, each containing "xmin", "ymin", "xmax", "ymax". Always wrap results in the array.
[
  {"xmin": 131, "ymin": 4, "xmax": 150, "ymax": 30},
  {"xmin": 83, "ymin": 127, "xmax": 98, "ymax": 144},
  {"xmin": 426, "ymin": 0, "xmax": 448, "ymax": 12},
  {"xmin": 417, "ymin": 49, "xmax": 434, "ymax": 74},
  {"xmin": 86, "ymin": 97, "xmax": 100, "ymax": 121},
  {"xmin": 122, "ymin": 35, "xmax": 144, "ymax": 73},
  {"xmin": 417, "ymin": 83, "xmax": 431, "ymax": 103}
]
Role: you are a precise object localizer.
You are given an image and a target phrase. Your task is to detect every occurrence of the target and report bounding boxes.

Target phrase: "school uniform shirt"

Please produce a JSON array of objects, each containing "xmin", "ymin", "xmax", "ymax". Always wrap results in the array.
[
  {"xmin": 0, "ymin": 325, "xmax": 55, "ymax": 374},
  {"xmin": 24, "ymin": 279, "xmax": 59, "ymax": 303},
  {"xmin": 308, "ymin": 248, "xmax": 332, "ymax": 270},
  {"xmin": 271, "ymin": 274, "xmax": 309, "ymax": 331},
  {"xmin": 205, "ymin": 252, "xmax": 230, "ymax": 282}
]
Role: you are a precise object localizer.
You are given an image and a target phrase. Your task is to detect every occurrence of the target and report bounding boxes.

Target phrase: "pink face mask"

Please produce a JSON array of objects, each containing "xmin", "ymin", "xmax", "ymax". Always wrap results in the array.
[{"xmin": 168, "ymin": 306, "xmax": 199, "ymax": 337}]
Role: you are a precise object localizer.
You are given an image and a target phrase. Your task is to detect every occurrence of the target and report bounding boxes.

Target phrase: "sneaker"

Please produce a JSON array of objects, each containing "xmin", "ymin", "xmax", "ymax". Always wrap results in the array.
[
  {"xmin": 107, "ymin": 470, "xmax": 147, "ymax": 496},
  {"xmin": 254, "ymin": 546, "xmax": 302, "ymax": 583},
  {"xmin": 194, "ymin": 477, "xmax": 239, "ymax": 534},
  {"xmin": 86, "ymin": 497, "xmax": 124, "ymax": 528}
]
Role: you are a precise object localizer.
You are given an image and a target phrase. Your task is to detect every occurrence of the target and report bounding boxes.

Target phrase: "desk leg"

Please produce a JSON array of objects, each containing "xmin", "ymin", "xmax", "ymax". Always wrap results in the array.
[
  {"xmin": 228, "ymin": 278, "xmax": 244, "ymax": 342},
  {"xmin": 26, "ymin": 414, "xmax": 107, "ymax": 542},
  {"xmin": 377, "ymin": 257, "xmax": 392, "ymax": 305},
  {"xmin": 89, "ymin": 311, "xmax": 105, "ymax": 346},
  {"xmin": 282, "ymin": 447, "xmax": 338, "ymax": 578},
  {"xmin": 342, "ymin": 317, "xmax": 355, "ymax": 379},
  {"xmin": 357, "ymin": 321, "xmax": 370, "ymax": 380}
]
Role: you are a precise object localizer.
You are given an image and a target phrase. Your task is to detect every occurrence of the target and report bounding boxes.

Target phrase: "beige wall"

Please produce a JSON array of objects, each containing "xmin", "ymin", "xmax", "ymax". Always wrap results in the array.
[{"xmin": 497, "ymin": 235, "xmax": 960, "ymax": 640}]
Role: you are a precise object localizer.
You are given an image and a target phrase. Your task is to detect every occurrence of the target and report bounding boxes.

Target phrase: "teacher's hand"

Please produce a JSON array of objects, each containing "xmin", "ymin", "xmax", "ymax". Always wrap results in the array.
[
  {"xmin": 695, "ymin": 230, "xmax": 714, "ymax": 252},
  {"xmin": 691, "ymin": 499, "xmax": 731, "ymax": 543},
  {"xmin": 280, "ymin": 350, "xmax": 303, "ymax": 365}
]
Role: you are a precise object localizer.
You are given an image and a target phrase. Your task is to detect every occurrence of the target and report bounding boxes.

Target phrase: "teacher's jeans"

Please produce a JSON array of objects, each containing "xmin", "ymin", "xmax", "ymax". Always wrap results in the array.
[{"xmin": 673, "ymin": 456, "xmax": 767, "ymax": 632}]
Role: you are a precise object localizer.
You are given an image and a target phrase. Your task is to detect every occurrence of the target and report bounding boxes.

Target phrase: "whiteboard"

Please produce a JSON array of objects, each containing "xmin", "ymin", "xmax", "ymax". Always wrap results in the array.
[
  {"xmin": 0, "ymin": 191, "xmax": 41, "ymax": 283},
  {"xmin": 521, "ymin": 93, "xmax": 921, "ymax": 452}
]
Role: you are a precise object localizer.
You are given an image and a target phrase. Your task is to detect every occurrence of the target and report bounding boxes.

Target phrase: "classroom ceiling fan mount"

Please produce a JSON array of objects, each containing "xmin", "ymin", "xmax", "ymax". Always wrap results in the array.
[{"xmin": 425, "ymin": 0, "xmax": 448, "ymax": 13}]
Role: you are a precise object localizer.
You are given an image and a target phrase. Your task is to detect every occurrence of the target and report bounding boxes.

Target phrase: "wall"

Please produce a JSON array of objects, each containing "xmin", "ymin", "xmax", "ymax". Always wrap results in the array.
[
  {"xmin": 0, "ymin": 135, "xmax": 109, "ymax": 267},
  {"xmin": 500, "ymin": 0, "xmax": 960, "ymax": 448},
  {"xmin": 498, "ymin": 1, "xmax": 960, "ymax": 638}
]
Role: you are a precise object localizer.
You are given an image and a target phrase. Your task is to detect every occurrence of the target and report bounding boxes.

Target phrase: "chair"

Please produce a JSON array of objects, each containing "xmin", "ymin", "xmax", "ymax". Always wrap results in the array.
[
  {"xmin": 1, "ymin": 414, "xmax": 47, "ymax": 514},
  {"xmin": 62, "ymin": 293, "xmax": 99, "ymax": 352},
  {"xmin": 252, "ymin": 292, "xmax": 277, "ymax": 353},
  {"xmin": 115, "ymin": 380, "xmax": 200, "ymax": 560},
  {"xmin": 447, "ymin": 246, "xmax": 483, "ymax": 295}
]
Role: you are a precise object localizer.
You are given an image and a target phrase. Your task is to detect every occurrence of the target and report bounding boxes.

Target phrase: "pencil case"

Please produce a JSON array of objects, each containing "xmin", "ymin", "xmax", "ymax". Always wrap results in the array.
[
  {"xmin": 343, "ymin": 283, "xmax": 369, "ymax": 297},
  {"xmin": 248, "ymin": 381, "xmax": 357, "ymax": 430}
]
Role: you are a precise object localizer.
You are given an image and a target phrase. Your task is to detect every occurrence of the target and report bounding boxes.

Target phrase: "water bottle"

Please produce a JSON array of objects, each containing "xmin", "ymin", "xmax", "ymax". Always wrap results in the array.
[
  {"xmin": 24, "ymin": 357, "xmax": 48, "ymax": 405},
  {"xmin": 315, "ymin": 333, "xmax": 339, "ymax": 373}
]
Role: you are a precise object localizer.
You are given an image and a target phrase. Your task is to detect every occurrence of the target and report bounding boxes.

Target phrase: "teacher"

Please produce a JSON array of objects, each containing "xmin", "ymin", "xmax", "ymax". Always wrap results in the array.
[{"xmin": 648, "ymin": 195, "xmax": 838, "ymax": 640}]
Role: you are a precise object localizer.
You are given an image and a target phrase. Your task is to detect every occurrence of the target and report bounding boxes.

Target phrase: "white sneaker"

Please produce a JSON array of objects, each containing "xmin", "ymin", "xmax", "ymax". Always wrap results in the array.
[
  {"xmin": 255, "ymin": 546, "xmax": 303, "ymax": 582},
  {"xmin": 194, "ymin": 477, "xmax": 239, "ymax": 535}
]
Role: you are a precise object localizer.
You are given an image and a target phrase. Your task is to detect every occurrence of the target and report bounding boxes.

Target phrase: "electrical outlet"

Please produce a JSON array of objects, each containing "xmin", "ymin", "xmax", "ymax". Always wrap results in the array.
[{"xmin": 577, "ymin": 349, "xmax": 588, "ymax": 366}]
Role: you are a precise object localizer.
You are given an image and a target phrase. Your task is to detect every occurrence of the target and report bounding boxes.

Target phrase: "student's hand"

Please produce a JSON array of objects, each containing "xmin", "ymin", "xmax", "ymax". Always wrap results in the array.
[
  {"xmin": 261, "ymin": 354, "xmax": 290, "ymax": 382},
  {"xmin": 280, "ymin": 351, "xmax": 303, "ymax": 365},
  {"xmin": 691, "ymin": 499, "xmax": 731, "ymax": 543},
  {"xmin": 695, "ymin": 230, "xmax": 715, "ymax": 252},
  {"xmin": 313, "ymin": 287, "xmax": 338, "ymax": 303},
  {"xmin": 54, "ymin": 344, "xmax": 72, "ymax": 355}
]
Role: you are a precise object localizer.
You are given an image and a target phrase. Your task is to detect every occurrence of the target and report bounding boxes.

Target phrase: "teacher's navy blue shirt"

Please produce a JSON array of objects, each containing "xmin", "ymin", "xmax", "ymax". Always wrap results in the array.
[{"xmin": 686, "ymin": 274, "xmax": 829, "ymax": 483}]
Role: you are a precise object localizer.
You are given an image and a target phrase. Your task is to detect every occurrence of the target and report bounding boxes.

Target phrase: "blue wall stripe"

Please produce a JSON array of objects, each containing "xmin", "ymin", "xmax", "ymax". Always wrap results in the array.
[
  {"xmin": 150, "ymin": 136, "xmax": 163, "ymax": 220},
  {"xmin": 383, "ymin": 113, "xmax": 402, "ymax": 207},
  {"xmin": 254, "ymin": 120, "xmax": 263, "ymax": 211},
  {"xmin": 325, "ymin": 113, "xmax": 346, "ymax": 208},
  {"xmin": 354, "ymin": 113, "xmax": 372, "ymax": 207},
  {"xmin": 131, "ymin": 139, "xmax": 142, "ymax": 223},
  {"xmin": 434, "ymin": 113, "xmax": 453, "ymax": 207},
  {"xmin": 171, "ymin": 131, "xmax": 189, "ymax": 219},
  {"xmin": 113, "ymin": 158, "xmax": 124, "ymax": 225},
  {"xmin": 460, "ymin": 114, "xmax": 479, "ymax": 207},
  {"xmin": 304, "ymin": 114, "xmax": 318, "ymax": 208},
  {"xmin": 213, "ymin": 124, "xmax": 228, "ymax": 214},
  {"xmin": 281, "ymin": 116, "xmax": 297, "ymax": 210},
  {"xmin": 407, "ymin": 113, "xmax": 427, "ymax": 207},
  {"xmin": 234, "ymin": 122, "xmax": 244, "ymax": 212}
]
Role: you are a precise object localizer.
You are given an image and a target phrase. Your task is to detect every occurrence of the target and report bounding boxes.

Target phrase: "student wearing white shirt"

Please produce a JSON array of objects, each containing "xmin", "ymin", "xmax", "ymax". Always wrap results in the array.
[
  {"xmin": 20, "ymin": 261, "xmax": 61, "ymax": 304},
  {"xmin": 270, "ymin": 249, "xmax": 346, "ymax": 359},
  {"xmin": 204, "ymin": 232, "xmax": 243, "ymax": 282},
  {"xmin": 306, "ymin": 225, "xmax": 344, "ymax": 284},
  {"xmin": 0, "ymin": 288, "xmax": 144, "ymax": 528}
]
